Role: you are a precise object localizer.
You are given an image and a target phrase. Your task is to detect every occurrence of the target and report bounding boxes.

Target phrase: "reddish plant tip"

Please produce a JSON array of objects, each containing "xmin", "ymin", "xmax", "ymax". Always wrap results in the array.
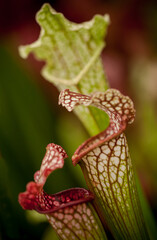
[
  {"xmin": 19, "ymin": 143, "xmax": 68, "ymax": 211},
  {"xmin": 19, "ymin": 183, "xmax": 94, "ymax": 213},
  {"xmin": 58, "ymin": 89, "xmax": 91, "ymax": 112},
  {"xmin": 34, "ymin": 143, "xmax": 68, "ymax": 186},
  {"xmin": 19, "ymin": 143, "xmax": 94, "ymax": 214},
  {"xmin": 18, "ymin": 182, "xmax": 41, "ymax": 210},
  {"xmin": 46, "ymin": 143, "xmax": 68, "ymax": 159}
]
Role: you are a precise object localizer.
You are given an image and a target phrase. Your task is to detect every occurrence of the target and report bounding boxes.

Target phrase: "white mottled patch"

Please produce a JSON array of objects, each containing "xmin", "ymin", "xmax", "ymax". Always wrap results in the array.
[
  {"xmin": 124, "ymin": 103, "xmax": 129, "ymax": 108},
  {"xmin": 99, "ymin": 174, "xmax": 104, "ymax": 181},
  {"xmin": 109, "ymin": 107, "xmax": 114, "ymax": 112},
  {"xmin": 121, "ymin": 153, "xmax": 125, "ymax": 160},
  {"xmin": 112, "ymin": 96, "xmax": 119, "ymax": 104},
  {"xmin": 93, "ymin": 148, "xmax": 101, "ymax": 156},
  {"xmin": 96, "ymin": 184, "xmax": 102, "ymax": 191},
  {"xmin": 122, "ymin": 98, "xmax": 127, "ymax": 103},
  {"xmin": 118, "ymin": 177, "xmax": 123, "ymax": 185},
  {"xmin": 114, "ymin": 146, "xmax": 121, "ymax": 157},
  {"xmin": 119, "ymin": 171, "xmax": 124, "ymax": 177},
  {"xmin": 93, "ymin": 174, "xmax": 98, "ymax": 182},
  {"xmin": 117, "ymin": 139, "xmax": 122, "ymax": 145},
  {"xmin": 109, "ymin": 165, "xmax": 117, "ymax": 174},
  {"xmin": 87, "ymin": 208, "xmax": 91, "ymax": 217},
  {"xmin": 98, "ymin": 164, "xmax": 104, "ymax": 173},
  {"xmin": 101, "ymin": 145, "xmax": 108, "ymax": 151},
  {"xmin": 100, "ymin": 153, "xmax": 107, "ymax": 160},
  {"xmin": 65, "ymin": 99, "xmax": 70, "ymax": 104},
  {"xmin": 104, "ymin": 148, "xmax": 111, "ymax": 155},
  {"xmin": 102, "ymin": 102, "xmax": 110, "ymax": 107},
  {"xmin": 110, "ymin": 172, "xmax": 116, "ymax": 182},
  {"xmin": 102, "ymin": 182, "xmax": 106, "ymax": 188},
  {"xmin": 87, "ymin": 156, "xmax": 96, "ymax": 166},
  {"xmin": 110, "ymin": 156, "xmax": 119, "ymax": 166},
  {"xmin": 106, "ymin": 93, "xmax": 112, "ymax": 101},
  {"xmin": 103, "ymin": 172, "xmax": 108, "ymax": 178},
  {"xmin": 120, "ymin": 165, "xmax": 126, "ymax": 171},
  {"xmin": 109, "ymin": 141, "xmax": 115, "ymax": 148},
  {"xmin": 115, "ymin": 150, "xmax": 121, "ymax": 157},
  {"xmin": 105, "ymin": 182, "xmax": 110, "ymax": 188}
]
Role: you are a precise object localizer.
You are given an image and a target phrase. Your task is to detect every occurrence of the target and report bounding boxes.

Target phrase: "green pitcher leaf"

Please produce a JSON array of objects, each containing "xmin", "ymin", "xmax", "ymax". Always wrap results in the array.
[
  {"xmin": 59, "ymin": 89, "xmax": 149, "ymax": 239},
  {"xmin": 19, "ymin": 3, "xmax": 110, "ymax": 135},
  {"xmin": 19, "ymin": 143, "xmax": 108, "ymax": 240}
]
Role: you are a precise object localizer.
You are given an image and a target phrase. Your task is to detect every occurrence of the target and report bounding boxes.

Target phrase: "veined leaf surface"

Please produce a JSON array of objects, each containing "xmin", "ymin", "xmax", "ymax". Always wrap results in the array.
[{"xmin": 19, "ymin": 3, "xmax": 110, "ymax": 135}]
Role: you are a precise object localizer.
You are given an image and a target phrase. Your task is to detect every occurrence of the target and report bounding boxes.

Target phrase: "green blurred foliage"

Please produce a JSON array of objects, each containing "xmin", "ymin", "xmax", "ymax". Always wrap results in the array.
[
  {"xmin": 129, "ymin": 59, "xmax": 157, "ymax": 212},
  {"xmin": 0, "ymin": 44, "xmax": 54, "ymax": 239},
  {"xmin": 42, "ymin": 226, "xmax": 59, "ymax": 240},
  {"xmin": 0, "ymin": 44, "xmax": 87, "ymax": 239}
]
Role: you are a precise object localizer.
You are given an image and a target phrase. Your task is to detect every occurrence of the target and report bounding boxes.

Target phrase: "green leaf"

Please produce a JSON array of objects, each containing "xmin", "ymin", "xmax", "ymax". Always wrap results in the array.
[
  {"xmin": 19, "ymin": 3, "xmax": 110, "ymax": 136},
  {"xmin": 79, "ymin": 135, "xmax": 149, "ymax": 240},
  {"xmin": 59, "ymin": 88, "xmax": 149, "ymax": 240}
]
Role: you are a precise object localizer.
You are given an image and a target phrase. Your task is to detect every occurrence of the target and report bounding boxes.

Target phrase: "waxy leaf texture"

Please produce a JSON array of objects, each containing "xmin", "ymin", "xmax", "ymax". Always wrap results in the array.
[{"xmin": 59, "ymin": 88, "xmax": 149, "ymax": 239}]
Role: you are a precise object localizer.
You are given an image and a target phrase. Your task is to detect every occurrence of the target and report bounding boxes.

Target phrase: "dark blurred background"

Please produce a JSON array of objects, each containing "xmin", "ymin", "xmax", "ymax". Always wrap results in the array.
[{"xmin": 0, "ymin": 0, "xmax": 157, "ymax": 239}]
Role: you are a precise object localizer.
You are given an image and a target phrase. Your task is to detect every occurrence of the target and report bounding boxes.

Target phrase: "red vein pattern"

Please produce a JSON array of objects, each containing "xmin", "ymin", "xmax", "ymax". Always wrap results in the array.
[
  {"xmin": 59, "ymin": 88, "xmax": 135, "ymax": 124},
  {"xmin": 47, "ymin": 203, "xmax": 107, "ymax": 240},
  {"xmin": 19, "ymin": 143, "xmax": 107, "ymax": 240},
  {"xmin": 59, "ymin": 89, "xmax": 149, "ymax": 239},
  {"xmin": 34, "ymin": 143, "xmax": 67, "ymax": 186}
]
